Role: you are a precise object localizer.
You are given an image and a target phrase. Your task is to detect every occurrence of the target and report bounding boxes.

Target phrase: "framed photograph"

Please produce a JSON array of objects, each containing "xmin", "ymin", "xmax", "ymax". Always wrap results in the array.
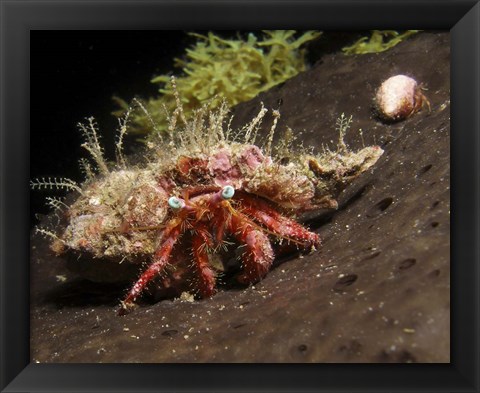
[{"xmin": 1, "ymin": 0, "xmax": 478, "ymax": 392}]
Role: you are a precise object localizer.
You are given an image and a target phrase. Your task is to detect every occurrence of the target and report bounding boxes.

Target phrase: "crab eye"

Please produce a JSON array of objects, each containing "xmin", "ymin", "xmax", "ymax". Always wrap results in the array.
[
  {"xmin": 221, "ymin": 185, "xmax": 235, "ymax": 200},
  {"xmin": 168, "ymin": 196, "xmax": 185, "ymax": 210}
]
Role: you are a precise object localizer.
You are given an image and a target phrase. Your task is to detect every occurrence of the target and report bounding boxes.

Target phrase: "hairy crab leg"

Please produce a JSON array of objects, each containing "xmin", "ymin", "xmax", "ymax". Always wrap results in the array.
[
  {"xmin": 191, "ymin": 227, "xmax": 217, "ymax": 297},
  {"xmin": 186, "ymin": 187, "xmax": 230, "ymax": 243},
  {"xmin": 187, "ymin": 185, "xmax": 274, "ymax": 284},
  {"xmin": 118, "ymin": 220, "xmax": 183, "ymax": 315},
  {"xmin": 227, "ymin": 210, "xmax": 274, "ymax": 284},
  {"xmin": 236, "ymin": 192, "xmax": 320, "ymax": 249}
]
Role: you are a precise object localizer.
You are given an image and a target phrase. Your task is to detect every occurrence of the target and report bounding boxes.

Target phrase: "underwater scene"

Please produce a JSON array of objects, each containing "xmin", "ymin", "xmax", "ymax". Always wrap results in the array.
[{"xmin": 30, "ymin": 30, "xmax": 450, "ymax": 363}]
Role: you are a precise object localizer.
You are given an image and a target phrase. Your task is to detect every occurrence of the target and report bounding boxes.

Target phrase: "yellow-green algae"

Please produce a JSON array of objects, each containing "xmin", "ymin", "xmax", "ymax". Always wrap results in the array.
[
  {"xmin": 114, "ymin": 30, "xmax": 321, "ymax": 136},
  {"xmin": 342, "ymin": 30, "xmax": 420, "ymax": 55}
]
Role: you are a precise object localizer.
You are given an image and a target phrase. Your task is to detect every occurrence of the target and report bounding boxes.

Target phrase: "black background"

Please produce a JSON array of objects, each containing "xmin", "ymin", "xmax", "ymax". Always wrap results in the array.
[{"xmin": 31, "ymin": 31, "xmax": 190, "ymax": 223}]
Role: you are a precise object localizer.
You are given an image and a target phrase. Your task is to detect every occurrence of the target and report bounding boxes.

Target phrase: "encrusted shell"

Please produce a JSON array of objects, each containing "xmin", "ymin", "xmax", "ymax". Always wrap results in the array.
[{"xmin": 375, "ymin": 74, "xmax": 422, "ymax": 121}]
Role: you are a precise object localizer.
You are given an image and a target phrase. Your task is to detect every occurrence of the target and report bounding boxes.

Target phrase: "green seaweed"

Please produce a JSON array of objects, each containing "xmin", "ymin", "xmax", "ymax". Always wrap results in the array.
[
  {"xmin": 115, "ymin": 30, "xmax": 321, "ymax": 136},
  {"xmin": 342, "ymin": 30, "xmax": 420, "ymax": 55}
]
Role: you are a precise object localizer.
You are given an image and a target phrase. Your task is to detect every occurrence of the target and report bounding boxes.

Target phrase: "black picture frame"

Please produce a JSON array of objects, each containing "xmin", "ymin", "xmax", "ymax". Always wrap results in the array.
[{"xmin": 1, "ymin": 0, "xmax": 479, "ymax": 392}]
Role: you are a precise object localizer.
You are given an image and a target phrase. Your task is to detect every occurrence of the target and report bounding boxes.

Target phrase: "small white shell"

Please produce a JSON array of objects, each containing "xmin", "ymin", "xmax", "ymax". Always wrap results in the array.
[{"xmin": 375, "ymin": 75, "xmax": 421, "ymax": 121}]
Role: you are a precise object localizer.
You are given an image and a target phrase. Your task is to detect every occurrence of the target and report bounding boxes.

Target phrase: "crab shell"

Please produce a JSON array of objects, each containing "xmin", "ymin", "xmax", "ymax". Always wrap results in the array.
[
  {"xmin": 375, "ymin": 74, "xmax": 428, "ymax": 121},
  {"xmin": 52, "ymin": 142, "xmax": 318, "ymax": 262}
]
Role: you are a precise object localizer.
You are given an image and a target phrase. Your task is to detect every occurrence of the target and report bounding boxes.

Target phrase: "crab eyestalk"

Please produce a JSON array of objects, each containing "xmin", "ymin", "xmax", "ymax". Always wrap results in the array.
[
  {"xmin": 168, "ymin": 196, "xmax": 197, "ymax": 214},
  {"xmin": 221, "ymin": 185, "xmax": 235, "ymax": 199},
  {"xmin": 209, "ymin": 185, "xmax": 236, "ymax": 205},
  {"xmin": 168, "ymin": 196, "xmax": 185, "ymax": 210}
]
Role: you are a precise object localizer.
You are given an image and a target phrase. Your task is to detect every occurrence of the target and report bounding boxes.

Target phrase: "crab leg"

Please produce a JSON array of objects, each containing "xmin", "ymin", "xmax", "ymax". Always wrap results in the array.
[
  {"xmin": 191, "ymin": 226, "xmax": 217, "ymax": 297},
  {"xmin": 119, "ymin": 221, "xmax": 182, "ymax": 314},
  {"xmin": 237, "ymin": 192, "xmax": 320, "ymax": 248},
  {"xmin": 228, "ymin": 211, "xmax": 274, "ymax": 284}
]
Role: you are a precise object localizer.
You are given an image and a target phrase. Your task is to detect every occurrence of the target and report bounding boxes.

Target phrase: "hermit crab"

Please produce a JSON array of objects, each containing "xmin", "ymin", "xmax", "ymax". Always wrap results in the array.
[
  {"xmin": 32, "ymin": 78, "xmax": 383, "ymax": 314},
  {"xmin": 374, "ymin": 74, "xmax": 430, "ymax": 121}
]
